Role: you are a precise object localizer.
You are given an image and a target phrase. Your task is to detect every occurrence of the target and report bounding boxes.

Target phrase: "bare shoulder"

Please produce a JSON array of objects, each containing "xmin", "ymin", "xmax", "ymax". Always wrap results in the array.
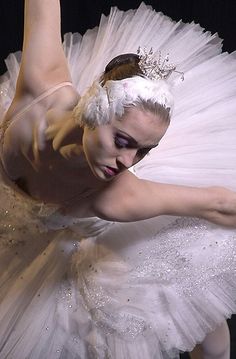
[
  {"xmin": 91, "ymin": 171, "xmax": 141, "ymax": 218},
  {"xmin": 98, "ymin": 170, "xmax": 140, "ymax": 197},
  {"xmin": 60, "ymin": 171, "xmax": 140, "ymax": 220},
  {"xmin": 1, "ymin": 84, "xmax": 80, "ymax": 179},
  {"xmin": 5, "ymin": 82, "xmax": 79, "ymax": 123}
]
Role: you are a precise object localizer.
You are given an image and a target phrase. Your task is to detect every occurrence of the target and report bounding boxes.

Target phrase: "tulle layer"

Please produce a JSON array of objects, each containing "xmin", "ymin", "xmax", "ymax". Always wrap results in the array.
[{"xmin": 0, "ymin": 3, "xmax": 236, "ymax": 359}]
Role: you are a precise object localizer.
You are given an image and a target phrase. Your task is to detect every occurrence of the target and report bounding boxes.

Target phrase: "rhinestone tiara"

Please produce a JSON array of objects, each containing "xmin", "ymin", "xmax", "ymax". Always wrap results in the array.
[{"xmin": 137, "ymin": 47, "xmax": 184, "ymax": 81}]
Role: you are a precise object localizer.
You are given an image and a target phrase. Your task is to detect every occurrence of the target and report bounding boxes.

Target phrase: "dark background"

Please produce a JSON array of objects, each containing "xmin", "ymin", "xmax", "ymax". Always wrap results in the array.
[
  {"xmin": 0, "ymin": 0, "xmax": 235, "ymax": 357},
  {"xmin": 0, "ymin": 0, "xmax": 236, "ymax": 75}
]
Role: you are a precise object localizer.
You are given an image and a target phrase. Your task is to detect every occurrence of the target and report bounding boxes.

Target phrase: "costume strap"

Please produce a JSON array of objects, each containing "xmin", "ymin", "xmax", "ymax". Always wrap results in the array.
[{"xmin": 13, "ymin": 81, "xmax": 74, "ymax": 121}]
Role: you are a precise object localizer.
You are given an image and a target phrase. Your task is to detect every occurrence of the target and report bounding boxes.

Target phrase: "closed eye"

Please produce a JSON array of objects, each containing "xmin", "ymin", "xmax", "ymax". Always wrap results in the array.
[
  {"xmin": 114, "ymin": 134, "xmax": 157, "ymax": 158},
  {"xmin": 114, "ymin": 135, "xmax": 130, "ymax": 149},
  {"xmin": 114, "ymin": 131, "xmax": 158, "ymax": 158}
]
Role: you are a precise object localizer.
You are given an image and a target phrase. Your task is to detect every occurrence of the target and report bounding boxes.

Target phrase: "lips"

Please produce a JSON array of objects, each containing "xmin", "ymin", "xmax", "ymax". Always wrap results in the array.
[{"xmin": 103, "ymin": 166, "xmax": 119, "ymax": 177}]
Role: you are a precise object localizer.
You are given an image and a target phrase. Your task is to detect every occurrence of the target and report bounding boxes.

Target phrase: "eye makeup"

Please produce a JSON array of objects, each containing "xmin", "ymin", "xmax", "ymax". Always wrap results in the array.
[
  {"xmin": 114, "ymin": 135, "xmax": 130, "ymax": 149},
  {"xmin": 114, "ymin": 130, "xmax": 158, "ymax": 153}
]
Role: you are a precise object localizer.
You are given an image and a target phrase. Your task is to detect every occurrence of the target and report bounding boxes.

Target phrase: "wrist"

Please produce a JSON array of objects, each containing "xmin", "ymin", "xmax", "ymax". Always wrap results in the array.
[{"xmin": 202, "ymin": 186, "xmax": 233, "ymax": 224}]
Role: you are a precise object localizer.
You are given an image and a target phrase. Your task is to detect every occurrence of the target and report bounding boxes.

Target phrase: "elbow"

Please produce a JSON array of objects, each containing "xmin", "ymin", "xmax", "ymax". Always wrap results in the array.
[
  {"xmin": 91, "ymin": 201, "xmax": 118, "ymax": 222},
  {"xmin": 91, "ymin": 199, "xmax": 133, "ymax": 223}
]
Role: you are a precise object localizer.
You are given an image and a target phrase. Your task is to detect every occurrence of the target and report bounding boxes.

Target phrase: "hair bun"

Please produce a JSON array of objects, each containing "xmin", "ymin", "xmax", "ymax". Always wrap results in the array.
[
  {"xmin": 105, "ymin": 53, "xmax": 140, "ymax": 73},
  {"xmin": 101, "ymin": 53, "xmax": 143, "ymax": 84}
]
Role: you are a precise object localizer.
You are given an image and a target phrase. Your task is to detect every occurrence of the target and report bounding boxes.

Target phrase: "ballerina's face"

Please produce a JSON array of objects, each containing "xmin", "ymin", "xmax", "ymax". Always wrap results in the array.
[{"xmin": 82, "ymin": 106, "xmax": 169, "ymax": 181}]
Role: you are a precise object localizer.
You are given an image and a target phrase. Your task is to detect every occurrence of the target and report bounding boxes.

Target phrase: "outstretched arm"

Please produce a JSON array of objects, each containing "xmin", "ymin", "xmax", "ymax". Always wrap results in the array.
[
  {"xmin": 16, "ymin": 0, "xmax": 71, "ymax": 96},
  {"xmin": 91, "ymin": 171, "xmax": 236, "ymax": 227}
]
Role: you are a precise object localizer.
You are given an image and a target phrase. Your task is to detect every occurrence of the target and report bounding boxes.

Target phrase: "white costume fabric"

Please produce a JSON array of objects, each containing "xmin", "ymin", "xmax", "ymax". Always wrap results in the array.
[{"xmin": 0, "ymin": 3, "xmax": 236, "ymax": 358}]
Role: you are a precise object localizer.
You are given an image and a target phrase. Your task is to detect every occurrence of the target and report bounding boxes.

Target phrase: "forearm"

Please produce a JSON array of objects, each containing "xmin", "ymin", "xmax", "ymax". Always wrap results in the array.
[
  {"xmin": 92, "ymin": 174, "xmax": 236, "ymax": 226},
  {"xmin": 131, "ymin": 181, "xmax": 213, "ymax": 220},
  {"xmin": 139, "ymin": 182, "xmax": 236, "ymax": 227},
  {"xmin": 95, "ymin": 181, "xmax": 212, "ymax": 221}
]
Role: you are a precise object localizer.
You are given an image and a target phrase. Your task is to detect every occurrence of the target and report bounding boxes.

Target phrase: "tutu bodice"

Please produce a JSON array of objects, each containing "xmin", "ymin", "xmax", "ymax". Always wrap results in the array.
[{"xmin": 0, "ymin": 3, "xmax": 236, "ymax": 359}]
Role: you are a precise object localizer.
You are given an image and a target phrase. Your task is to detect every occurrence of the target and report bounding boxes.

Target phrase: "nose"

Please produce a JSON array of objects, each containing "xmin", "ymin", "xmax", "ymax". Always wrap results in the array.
[{"xmin": 117, "ymin": 148, "xmax": 137, "ymax": 169}]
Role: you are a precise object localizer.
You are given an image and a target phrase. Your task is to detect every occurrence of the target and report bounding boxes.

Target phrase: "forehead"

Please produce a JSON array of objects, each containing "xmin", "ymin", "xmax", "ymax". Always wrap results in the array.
[{"xmin": 112, "ymin": 107, "xmax": 168, "ymax": 146}]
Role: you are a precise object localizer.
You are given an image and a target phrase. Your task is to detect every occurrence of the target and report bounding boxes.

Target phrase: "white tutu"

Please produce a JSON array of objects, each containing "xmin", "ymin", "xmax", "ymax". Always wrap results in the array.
[{"xmin": 0, "ymin": 3, "xmax": 236, "ymax": 358}]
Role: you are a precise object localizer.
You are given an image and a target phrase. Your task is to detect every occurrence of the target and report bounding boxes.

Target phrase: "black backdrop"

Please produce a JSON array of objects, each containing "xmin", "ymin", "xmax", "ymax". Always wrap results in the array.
[
  {"xmin": 0, "ymin": 0, "xmax": 236, "ymax": 75},
  {"xmin": 0, "ymin": 1, "xmax": 236, "ymax": 357}
]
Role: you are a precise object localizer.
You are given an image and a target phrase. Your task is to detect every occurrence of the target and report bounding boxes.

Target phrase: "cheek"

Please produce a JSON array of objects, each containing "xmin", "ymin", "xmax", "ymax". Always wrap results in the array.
[
  {"xmin": 93, "ymin": 127, "xmax": 116, "ymax": 156},
  {"xmin": 82, "ymin": 128, "xmax": 97, "ymax": 163},
  {"xmin": 82, "ymin": 127, "xmax": 115, "ymax": 161}
]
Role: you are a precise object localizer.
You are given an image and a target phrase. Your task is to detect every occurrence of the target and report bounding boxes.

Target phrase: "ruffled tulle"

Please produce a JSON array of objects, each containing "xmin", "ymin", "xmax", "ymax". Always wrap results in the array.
[{"xmin": 0, "ymin": 3, "xmax": 236, "ymax": 359}]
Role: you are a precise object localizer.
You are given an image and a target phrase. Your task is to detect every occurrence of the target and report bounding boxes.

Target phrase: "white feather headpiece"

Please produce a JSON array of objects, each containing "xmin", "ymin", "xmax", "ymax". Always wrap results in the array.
[{"xmin": 73, "ymin": 76, "xmax": 174, "ymax": 128}]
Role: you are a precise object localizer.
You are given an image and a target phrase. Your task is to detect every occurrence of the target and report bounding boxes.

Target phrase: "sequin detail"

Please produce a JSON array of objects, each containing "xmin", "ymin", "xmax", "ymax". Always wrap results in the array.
[
  {"xmin": 68, "ymin": 216, "xmax": 236, "ymax": 352},
  {"xmin": 133, "ymin": 217, "xmax": 236, "ymax": 297}
]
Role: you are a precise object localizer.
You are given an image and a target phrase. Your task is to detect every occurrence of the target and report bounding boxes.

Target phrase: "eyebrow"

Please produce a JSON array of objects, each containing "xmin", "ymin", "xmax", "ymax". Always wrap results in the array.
[{"xmin": 117, "ymin": 129, "xmax": 159, "ymax": 148}]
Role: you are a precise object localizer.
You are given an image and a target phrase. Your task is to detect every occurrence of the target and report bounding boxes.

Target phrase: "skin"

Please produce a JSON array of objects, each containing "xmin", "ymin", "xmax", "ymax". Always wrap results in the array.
[
  {"xmin": 1, "ymin": 0, "xmax": 236, "ymax": 223},
  {"xmin": 0, "ymin": 1, "xmax": 235, "ymax": 358},
  {"xmin": 1, "ymin": 103, "xmax": 168, "ymax": 212},
  {"xmin": 82, "ymin": 106, "xmax": 168, "ymax": 181}
]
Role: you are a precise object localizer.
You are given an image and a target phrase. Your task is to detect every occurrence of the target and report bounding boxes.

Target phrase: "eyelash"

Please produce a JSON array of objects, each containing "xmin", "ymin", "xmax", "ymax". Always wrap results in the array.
[
  {"xmin": 114, "ymin": 135, "xmax": 151, "ymax": 157},
  {"xmin": 114, "ymin": 136, "xmax": 129, "ymax": 149}
]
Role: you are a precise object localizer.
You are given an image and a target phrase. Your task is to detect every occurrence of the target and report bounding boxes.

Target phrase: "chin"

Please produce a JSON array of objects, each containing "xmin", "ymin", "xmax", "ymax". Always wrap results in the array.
[
  {"xmin": 87, "ymin": 163, "xmax": 109, "ymax": 182},
  {"xmin": 96, "ymin": 169, "xmax": 115, "ymax": 182},
  {"xmin": 95, "ymin": 165, "xmax": 119, "ymax": 182},
  {"xmin": 86, "ymin": 157, "xmax": 117, "ymax": 182},
  {"xmin": 83, "ymin": 155, "xmax": 104, "ymax": 181}
]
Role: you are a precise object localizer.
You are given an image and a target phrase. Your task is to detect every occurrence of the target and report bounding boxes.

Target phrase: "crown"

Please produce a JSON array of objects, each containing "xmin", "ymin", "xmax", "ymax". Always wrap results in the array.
[{"xmin": 137, "ymin": 47, "xmax": 184, "ymax": 81}]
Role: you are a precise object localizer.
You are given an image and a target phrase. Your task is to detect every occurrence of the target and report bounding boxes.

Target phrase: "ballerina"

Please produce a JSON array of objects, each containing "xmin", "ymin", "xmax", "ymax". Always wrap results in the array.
[{"xmin": 0, "ymin": 1, "xmax": 236, "ymax": 358}]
